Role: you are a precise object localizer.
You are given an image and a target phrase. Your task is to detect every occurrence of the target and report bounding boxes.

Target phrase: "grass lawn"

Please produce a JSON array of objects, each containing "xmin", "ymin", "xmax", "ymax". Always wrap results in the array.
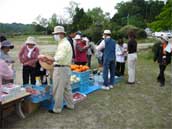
[{"xmin": 3, "ymin": 35, "xmax": 172, "ymax": 129}]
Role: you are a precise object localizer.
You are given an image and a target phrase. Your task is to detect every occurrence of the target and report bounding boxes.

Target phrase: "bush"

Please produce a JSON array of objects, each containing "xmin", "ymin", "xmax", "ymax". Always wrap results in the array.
[
  {"xmin": 136, "ymin": 29, "xmax": 147, "ymax": 39},
  {"xmin": 118, "ymin": 25, "xmax": 147, "ymax": 39}
]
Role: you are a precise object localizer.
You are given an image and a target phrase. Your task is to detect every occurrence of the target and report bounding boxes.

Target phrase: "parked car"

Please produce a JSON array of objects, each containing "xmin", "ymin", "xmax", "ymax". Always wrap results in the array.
[{"xmin": 152, "ymin": 31, "xmax": 172, "ymax": 38}]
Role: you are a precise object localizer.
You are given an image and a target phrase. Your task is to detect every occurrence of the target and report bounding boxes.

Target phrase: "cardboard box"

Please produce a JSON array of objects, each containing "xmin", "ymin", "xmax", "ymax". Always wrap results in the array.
[{"xmin": 23, "ymin": 100, "xmax": 40, "ymax": 114}]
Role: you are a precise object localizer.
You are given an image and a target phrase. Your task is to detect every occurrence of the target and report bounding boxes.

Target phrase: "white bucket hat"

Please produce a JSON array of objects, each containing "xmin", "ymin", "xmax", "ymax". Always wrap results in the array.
[
  {"xmin": 25, "ymin": 36, "xmax": 37, "ymax": 45},
  {"xmin": 52, "ymin": 26, "xmax": 66, "ymax": 34},
  {"xmin": 82, "ymin": 37, "xmax": 89, "ymax": 42},
  {"xmin": 161, "ymin": 35, "xmax": 169, "ymax": 42},
  {"xmin": 74, "ymin": 35, "xmax": 81, "ymax": 40},
  {"xmin": 103, "ymin": 30, "xmax": 111, "ymax": 34}
]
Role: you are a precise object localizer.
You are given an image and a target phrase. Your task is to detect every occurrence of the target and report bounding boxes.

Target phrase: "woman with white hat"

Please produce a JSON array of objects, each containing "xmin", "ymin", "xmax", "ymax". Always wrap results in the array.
[
  {"xmin": 18, "ymin": 36, "xmax": 39, "ymax": 85},
  {"xmin": 74, "ymin": 34, "xmax": 89, "ymax": 65},
  {"xmin": 154, "ymin": 35, "xmax": 171, "ymax": 86}
]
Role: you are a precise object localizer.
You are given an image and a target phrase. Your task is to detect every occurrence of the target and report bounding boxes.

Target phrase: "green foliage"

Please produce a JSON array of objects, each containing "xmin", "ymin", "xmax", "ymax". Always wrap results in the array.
[
  {"xmin": 112, "ymin": 0, "xmax": 164, "ymax": 28},
  {"xmin": 118, "ymin": 25, "xmax": 147, "ymax": 39},
  {"xmin": 128, "ymin": 15, "xmax": 146, "ymax": 28},
  {"xmin": 47, "ymin": 14, "xmax": 59, "ymax": 34},
  {"xmin": 0, "ymin": 0, "xmax": 166, "ymax": 40},
  {"xmin": 0, "ymin": 23, "xmax": 35, "ymax": 35},
  {"xmin": 136, "ymin": 29, "xmax": 147, "ymax": 39},
  {"xmin": 72, "ymin": 7, "xmax": 93, "ymax": 31},
  {"xmin": 83, "ymin": 24, "xmax": 103, "ymax": 43},
  {"xmin": 148, "ymin": 0, "xmax": 172, "ymax": 31}
]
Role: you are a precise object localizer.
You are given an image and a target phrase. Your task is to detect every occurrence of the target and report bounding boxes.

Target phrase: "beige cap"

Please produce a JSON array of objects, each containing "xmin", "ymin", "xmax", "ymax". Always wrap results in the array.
[
  {"xmin": 52, "ymin": 26, "xmax": 66, "ymax": 34},
  {"xmin": 25, "ymin": 36, "xmax": 37, "ymax": 45},
  {"xmin": 103, "ymin": 30, "xmax": 111, "ymax": 34}
]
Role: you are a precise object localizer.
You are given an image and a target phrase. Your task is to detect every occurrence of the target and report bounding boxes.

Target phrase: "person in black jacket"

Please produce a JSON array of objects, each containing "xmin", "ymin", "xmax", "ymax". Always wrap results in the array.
[
  {"xmin": 154, "ymin": 36, "xmax": 171, "ymax": 87},
  {"xmin": 67, "ymin": 30, "xmax": 76, "ymax": 62}
]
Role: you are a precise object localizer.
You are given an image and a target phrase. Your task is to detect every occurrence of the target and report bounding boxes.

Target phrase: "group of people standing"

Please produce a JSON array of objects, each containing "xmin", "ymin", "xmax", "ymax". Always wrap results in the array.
[
  {"xmin": 96, "ymin": 30, "xmax": 138, "ymax": 90},
  {"xmin": 0, "ymin": 35, "xmax": 47, "ymax": 86},
  {"xmin": 0, "ymin": 25, "xmax": 171, "ymax": 114}
]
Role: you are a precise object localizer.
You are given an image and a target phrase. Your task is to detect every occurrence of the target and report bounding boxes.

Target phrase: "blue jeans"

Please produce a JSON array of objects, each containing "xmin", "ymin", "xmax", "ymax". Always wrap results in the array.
[{"xmin": 103, "ymin": 61, "xmax": 115, "ymax": 86}]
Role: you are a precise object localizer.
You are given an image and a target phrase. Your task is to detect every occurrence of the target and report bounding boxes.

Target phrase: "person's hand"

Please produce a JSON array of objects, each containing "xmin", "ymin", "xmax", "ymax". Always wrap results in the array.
[
  {"xmin": 38, "ymin": 54, "xmax": 46, "ymax": 59},
  {"xmin": 84, "ymin": 45, "xmax": 89, "ymax": 49},
  {"xmin": 23, "ymin": 61, "xmax": 30, "ymax": 65},
  {"xmin": 45, "ymin": 60, "xmax": 54, "ymax": 65}
]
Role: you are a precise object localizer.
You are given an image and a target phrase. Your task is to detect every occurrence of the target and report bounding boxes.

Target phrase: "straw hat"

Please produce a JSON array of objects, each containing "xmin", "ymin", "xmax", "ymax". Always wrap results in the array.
[
  {"xmin": 38, "ymin": 55, "xmax": 54, "ymax": 70},
  {"xmin": 103, "ymin": 30, "xmax": 111, "ymax": 34},
  {"xmin": 39, "ymin": 60, "xmax": 53, "ymax": 70},
  {"xmin": 52, "ymin": 26, "xmax": 66, "ymax": 34},
  {"xmin": 25, "ymin": 36, "xmax": 37, "ymax": 45}
]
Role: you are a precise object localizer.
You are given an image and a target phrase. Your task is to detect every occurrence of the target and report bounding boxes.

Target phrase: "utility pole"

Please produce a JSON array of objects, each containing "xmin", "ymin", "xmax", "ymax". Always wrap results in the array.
[{"xmin": 127, "ymin": 13, "xmax": 130, "ymax": 25}]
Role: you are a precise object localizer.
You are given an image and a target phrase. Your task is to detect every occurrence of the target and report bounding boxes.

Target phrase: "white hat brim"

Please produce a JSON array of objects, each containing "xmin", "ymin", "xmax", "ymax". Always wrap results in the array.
[{"xmin": 52, "ymin": 31, "xmax": 66, "ymax": 34}]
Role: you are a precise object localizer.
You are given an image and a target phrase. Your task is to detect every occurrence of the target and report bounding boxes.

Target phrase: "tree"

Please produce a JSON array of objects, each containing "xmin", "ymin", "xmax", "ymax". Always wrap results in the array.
[
  {"xmin": 65, "ymin": 1, "xmax": 79, "ymax": 23},
  {"xmin": 112, "ymin": 0, "xmax": 164, "ymax": 28},
  {"xmin": 87, "ymin": 7, "xmax": 107, "ymax": 25},
  {"xmin": 32, "ymin": 15, "xmax": 48, "ymax": 34},
  {"xmin": 72, "ymin": 7, "xmax": 92, "ymax": 31},
  {"xmin": 148, "ymin": 0, "xmax": 172, "ymax": 31}
]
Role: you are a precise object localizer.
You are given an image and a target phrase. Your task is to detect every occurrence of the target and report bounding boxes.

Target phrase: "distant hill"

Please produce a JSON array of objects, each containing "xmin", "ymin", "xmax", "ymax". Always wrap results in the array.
[{"xmin": 0, "ymin": 23, "xmax": 34, "ymax": 35}]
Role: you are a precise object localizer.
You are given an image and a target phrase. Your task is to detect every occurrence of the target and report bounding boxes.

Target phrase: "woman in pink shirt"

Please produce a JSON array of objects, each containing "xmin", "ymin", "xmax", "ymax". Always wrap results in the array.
[{"xmin": 18, "ymin": 36, "xmax": 39, "ymax": 85}]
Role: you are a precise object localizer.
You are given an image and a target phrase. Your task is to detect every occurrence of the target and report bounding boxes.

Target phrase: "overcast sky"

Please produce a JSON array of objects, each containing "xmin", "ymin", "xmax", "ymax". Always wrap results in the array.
[
  {"xmin": 0, "ymin": 0, "xmax": 165, "ymax": 24},
  {"xmin": 0, "ymin": 0, "xmax": 131, "ymax": 24}
]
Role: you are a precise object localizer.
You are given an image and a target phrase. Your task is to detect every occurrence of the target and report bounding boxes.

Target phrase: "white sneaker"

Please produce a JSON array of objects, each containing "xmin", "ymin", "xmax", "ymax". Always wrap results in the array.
[
  {"xmin": 109, "ymin": 85, "xmax": 113, "ymax": 89},
  {"xmin": 101, "ymin": 86, "xmax": 110, "ymax": 90}
]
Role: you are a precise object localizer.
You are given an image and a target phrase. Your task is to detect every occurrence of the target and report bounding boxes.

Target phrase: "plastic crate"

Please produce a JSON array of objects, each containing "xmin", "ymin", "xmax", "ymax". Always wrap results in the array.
[
  {"xmin": 25, "ymin": 85, "xmax": 52, "ymax": 103},
  {"xmin": 71, "ymin": 82, "xmax": 80, "ymax": 90},
  {"xmin": 40, "ymin": 97, "xmax": 54, "ymax": 110},
  {"xmin": 79, "ymin": 81, "xmax": 90, "ymax": 93},
  {"xmin": 88, "ymin": 79, "xmax": 94, "ymax": 86},
  {"xmin": 41, "ymin": 97, "xmax": 65, "ymax": 110},
  {"xmin": 72, "ymin": 70, "xmax": 91, "ymax": 82}
]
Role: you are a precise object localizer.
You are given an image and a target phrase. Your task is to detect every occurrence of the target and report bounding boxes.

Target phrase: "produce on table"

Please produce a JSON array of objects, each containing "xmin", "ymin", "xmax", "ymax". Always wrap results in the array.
[
  {"xmin": 70, "ymin": 75, "xmax": 80, "ymax": 84},
  {"xmin": 26, "ymin": 87, "xmax": 40, "ymax": 95},
  {"xmin": 70, "ymin": 65, "xmax": 89, "ymax": 72},
  {"xmin": 73, "ymin": 92, "xmax": 87, "ymax": 103}
]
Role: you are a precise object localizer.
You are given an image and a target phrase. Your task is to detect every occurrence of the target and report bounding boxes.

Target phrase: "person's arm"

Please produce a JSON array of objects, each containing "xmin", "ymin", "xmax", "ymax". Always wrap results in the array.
[
  {"xmin": 90, "ymin": 42, "xmax": 96, "ymax": 54},
  {"xmin": 0, "ymin": 60, "xmax": 13, "ymax": 80},
  {"xmin": 96, "ymin": 40, "xmax": 105, "ymax": 51},
  {"xmin": 76, "ymin": 43, "xmax": 88, "ymax": 52}
]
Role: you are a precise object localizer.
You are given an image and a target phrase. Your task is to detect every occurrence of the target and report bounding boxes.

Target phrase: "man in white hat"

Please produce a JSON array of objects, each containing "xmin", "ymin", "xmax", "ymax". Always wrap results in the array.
[
  {"xmin": 154, "ymin": 35, "xmax": 171, "ymax": 86},
  {"xmin": 46, "ymin": 26, "xmax": 74, "ymax": 113},
  {"xmin": 96, "ymin": 30, "xmax": 116, "ymax": 90}
]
